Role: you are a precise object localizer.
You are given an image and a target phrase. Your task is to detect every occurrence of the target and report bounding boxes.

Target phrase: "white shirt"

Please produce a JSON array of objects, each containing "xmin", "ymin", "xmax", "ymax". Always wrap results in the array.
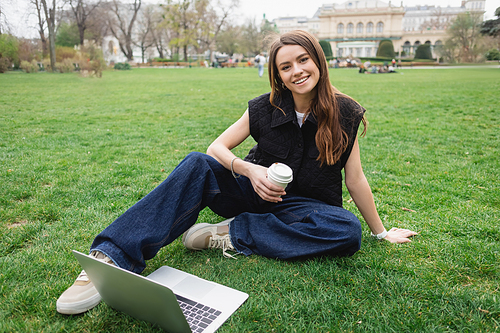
[{"xmin": 295, "ymin": 111, "xmax": 308, "ymax": 128}]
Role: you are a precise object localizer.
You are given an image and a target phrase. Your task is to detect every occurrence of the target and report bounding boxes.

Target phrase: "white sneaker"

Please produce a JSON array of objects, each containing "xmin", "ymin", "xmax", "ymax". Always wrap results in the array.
[
  {"xmin": 182, "ymin": 218, "xmax": 237, "ymax": 258},
  {"xmin": 56, "ymin": 251, "xmax": 114, "ymax": 315}
]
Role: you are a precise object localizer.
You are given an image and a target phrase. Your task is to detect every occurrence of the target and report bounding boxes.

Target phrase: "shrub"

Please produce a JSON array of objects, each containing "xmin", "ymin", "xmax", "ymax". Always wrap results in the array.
[
  {"xmin": 20, "ymin": 60, "xmax": 31, "ymax": 72},
  {"xmin": 415, "ymin": 44, "xmax": 433, "ymax": 59},
  {"xmin": 485, "ymin": 48, "xmax": 500, "ymax": 60},
  {"xmin": 319, "ymin": 40, "xmax": 333, "ymax": 59},
  {"xmin": 56, "ymin": 46, "xmax": 77, "ymax": 62},
  {"xmin": 114, "ymin": 62, "xmax": 131, "ymax": 70},
  {"xmin": 70, "ymin": 45, "xmax": 106, "ymax": 77},
  {"xmin": 56, "ymin": 59, "xmax": 75, "ymax": 73},
  {"xmin": 376, "ymin": 40, "xmax": 395, "ymax": 58},
  {"xmin": 0, "ymin": 57, "xmax": 10, "ymax": 73},
  {"xmin": 20, "ymin": 60, "xmax": 39, "ymax": 73},
  {"xmin": 41, "ymin": 59, "xmax": 52, "ymax": 72},
  {"xmin": 86, "ymin": 45, "xmax": 106, "ymax": 77}
]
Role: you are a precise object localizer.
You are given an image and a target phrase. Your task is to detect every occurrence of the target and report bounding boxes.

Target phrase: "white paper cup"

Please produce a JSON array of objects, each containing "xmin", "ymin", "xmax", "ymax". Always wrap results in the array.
[{"xmin": 267, "ymin": 163, "xmax": 293, "ymax": 189}]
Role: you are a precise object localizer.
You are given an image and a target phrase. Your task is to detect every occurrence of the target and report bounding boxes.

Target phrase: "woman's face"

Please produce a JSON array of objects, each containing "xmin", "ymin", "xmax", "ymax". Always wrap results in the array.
[{"xmin": 275, "ymin": 44, "xmax": 320, "ymax": 101}]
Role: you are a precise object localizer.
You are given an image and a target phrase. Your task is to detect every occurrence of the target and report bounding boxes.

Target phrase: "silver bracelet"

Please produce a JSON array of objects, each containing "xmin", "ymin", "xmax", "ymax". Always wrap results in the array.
[
  {"xmin": 230, "ymin": 157, "xmax": 241, "ymax": 178},
  {"xmin": 371, "ymin": 229, "xmax": 388, "ymax": 240}
]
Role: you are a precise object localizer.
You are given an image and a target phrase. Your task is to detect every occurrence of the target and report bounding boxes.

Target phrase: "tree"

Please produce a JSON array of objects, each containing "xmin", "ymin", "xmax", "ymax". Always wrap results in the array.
[
  {"xmin": 480, "ymin": 7, "xmax": 500, "ymax": 45},
  {"xmin": 84, "ymin": 5, "xmax": 109, "ymax": 45},
  {"xmin": 0, "ymin": 34, "xmax": 19, "ymax": 72},
  {"xmin": 240, "ymin": 18, "xmax": 261, "ymax": 55},
  {"xmin": 40, "ymin": 0, "xmax": 58, "ymax": 71},
  {"xmin": 67, "ymin": 0, "xmax": 102, "ymax": 46},
  {"xmin": 31, "ymin": 0, "xmax": 48, "ymax": 56},
  {"xmin": 485, "ymin": 48, "xmax": 500, "ymax": 60},
  {"xmin": 133, "ymin": 4, "xmax": 156, "ymax": 63},
  {"xmin": 162, "ymin": 0, "xmax": 199, "ymax": 61},
  {"xmin": 195, "ymin": 0, "xmax": 239, "ymax": 63},
  {"xmin": 0, "ymin": 0, "xmax": 12, "ymax": 35},
  {"xmin": 239, "ymin": 16, "xmax": 277, "ymax": 56},
  {"xmin": 56, "ymin": 21, "xmax": 80, "ymax": 47},
  {"xmin": 260, "ymin": 17, "xmax": 278, "ymax": 52},
  {"xmin": 149, "ymin": 4, "xmax": 170, "ymax": 58},
  {"xmin": 216, "ymin": 24, "xmax": 241, "ymax": 56},
  {"xmin": 107, "ymin": 0, "xmax": 142, "ymax": 61},
  {"xmin": 376, "ymin": 39, "xmax": 395, "ymax": 58},
  {"xmin": 435, "ymin": 38, "xmax": 459, "ymax": 63},
  {"xmin": 419, "ymin": 7, "xmax": 454, "ymax": 31},
  {"xmin": 447, "ymin": 11, "xmax": 484, "ymax": 62},
  {"xmin": 415, "ymin": 43, "xmax": 432, "ymax": 59}
]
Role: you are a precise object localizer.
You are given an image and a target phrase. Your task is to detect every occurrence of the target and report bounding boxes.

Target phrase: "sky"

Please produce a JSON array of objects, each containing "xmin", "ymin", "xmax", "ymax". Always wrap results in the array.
[{"xmin": 2, "ymin": 0, "xmax": 499, "ymax": 39}]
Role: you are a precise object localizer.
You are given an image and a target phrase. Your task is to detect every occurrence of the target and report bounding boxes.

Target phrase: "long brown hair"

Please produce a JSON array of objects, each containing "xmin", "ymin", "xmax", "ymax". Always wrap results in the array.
[{"xmin": 267, "ymin": 30, "xmax": 366, "ymax": 166}]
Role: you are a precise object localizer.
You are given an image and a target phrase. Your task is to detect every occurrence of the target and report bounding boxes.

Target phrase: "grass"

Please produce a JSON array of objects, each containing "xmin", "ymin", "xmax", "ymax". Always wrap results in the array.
[{"xmin": 0, "ymin": 66, "xmax": 499, "ymax": 332}]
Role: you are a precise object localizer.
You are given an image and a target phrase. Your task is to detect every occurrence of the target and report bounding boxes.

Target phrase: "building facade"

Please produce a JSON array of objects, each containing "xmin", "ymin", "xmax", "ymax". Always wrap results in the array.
[
  {"xmin": 272, "ymin": 0, "xmax": 487, "ymax": 58},
  {"xmin": 317, "ymin": 0, "xmax": 404, "ymax": 57},
  {"xmin": 272, "ymin": 8, "xmax": 322, "ymax": 36}
]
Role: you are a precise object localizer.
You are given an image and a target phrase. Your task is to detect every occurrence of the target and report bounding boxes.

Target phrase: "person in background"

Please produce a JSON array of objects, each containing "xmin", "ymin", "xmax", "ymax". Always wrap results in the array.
[{"xmin": 255, "ymin": 52, "xmax": 266, "ymax": 77}]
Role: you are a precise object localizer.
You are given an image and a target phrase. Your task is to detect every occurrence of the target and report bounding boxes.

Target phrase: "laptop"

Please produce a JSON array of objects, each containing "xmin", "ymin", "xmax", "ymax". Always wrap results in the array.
[{"xmin": 73, "ymin": 250, "xmax": 248, "ymax": 333}]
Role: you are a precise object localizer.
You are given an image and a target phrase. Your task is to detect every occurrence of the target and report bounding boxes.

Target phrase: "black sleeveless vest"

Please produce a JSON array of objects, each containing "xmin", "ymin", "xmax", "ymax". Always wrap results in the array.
[{"xmin": 243, "ymin": 90, "xmax": 365, "ymax": 207}]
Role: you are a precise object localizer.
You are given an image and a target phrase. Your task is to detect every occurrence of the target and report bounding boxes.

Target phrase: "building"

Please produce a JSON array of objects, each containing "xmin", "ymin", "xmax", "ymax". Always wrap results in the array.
[
  {"xmin": 272, "ymin": 9, "xmax": 321, "ymax": 36},
  {"xmin": 317, "ymin": 0, "xmax": 404, "ymax": 57},
  {"xmin": 273, "ymin": 0, "xmax": 487, "ymax": 58},
  {"xmin": 401, "ymin": 0, "xmax": 485, "ymax": 55}
]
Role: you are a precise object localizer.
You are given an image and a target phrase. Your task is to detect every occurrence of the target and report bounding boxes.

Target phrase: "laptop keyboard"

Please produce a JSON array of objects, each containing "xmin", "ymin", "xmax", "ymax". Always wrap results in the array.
[{"xmin": 175, "ymin": 294, "xmax": 222, "ymax": 332}]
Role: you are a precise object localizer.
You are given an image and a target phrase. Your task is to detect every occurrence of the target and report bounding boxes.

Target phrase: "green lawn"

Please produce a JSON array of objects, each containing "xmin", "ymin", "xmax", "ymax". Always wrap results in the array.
[{"xmin": 0, "ymin": 67, "xmax": 499, "ymax": 332}]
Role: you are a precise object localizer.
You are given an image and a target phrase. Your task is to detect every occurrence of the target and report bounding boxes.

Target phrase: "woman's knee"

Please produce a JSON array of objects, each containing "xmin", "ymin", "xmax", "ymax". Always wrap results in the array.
[
  {"xmin": 183, "ymin": 151, "xmax": 209, "ymax": 163},
  {"xmin": 344, "ymin": 211, "xmax": 361, "ymax": 238},
  {"xmin": 179, "ymin": 152, "xmax": 217, "ymax": 171},
  {"xmin": 322, "ymin": 208, "xmax": 361, "ymax": 255}
]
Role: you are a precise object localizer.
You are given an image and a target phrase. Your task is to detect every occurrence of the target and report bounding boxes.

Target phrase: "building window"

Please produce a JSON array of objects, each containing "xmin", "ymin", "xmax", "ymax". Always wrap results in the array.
[
  {"xmin": 357, "ymin": 23, "xmax": 363, "ymax": 33},
  {"xmin": 356, "ymin": 48, "xmax": 362, "ymax": 56},
  {"xmin": 347, "ymin": 23, "xmax": 353, "ymax": 34},
  {"xmin": 338, "ymin": 48, "xmax": 343, "ymax": 57},
  {"xmin": 376, "ymin": 22, "xmax": 384, "ymax": 33},
  {"xmin": 365, "ymin": 47, "xmax": 371, "ymax": 57},
  {"xmin": 337, "ymin": 23, "xmax": 344, "ymax": 34},
  {"xmin": 403, "ymin": 41, "xmax": 411, "ymax": 54},
  {"xmin": 366, "ymin": 22, "xmax": 373, "ymax": 33}
]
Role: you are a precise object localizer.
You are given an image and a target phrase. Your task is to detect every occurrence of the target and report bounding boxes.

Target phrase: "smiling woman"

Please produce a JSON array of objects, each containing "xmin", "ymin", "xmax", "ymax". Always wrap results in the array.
[{"xmin": 55, "ymin": 30, "xmax": 416, "ymax": 320}]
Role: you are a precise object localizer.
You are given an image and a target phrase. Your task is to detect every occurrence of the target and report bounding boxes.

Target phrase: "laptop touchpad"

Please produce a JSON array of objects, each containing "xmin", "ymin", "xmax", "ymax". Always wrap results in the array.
[{"xmin": 172, "ymin": 276, "xmax": 216, "ymax": 299}]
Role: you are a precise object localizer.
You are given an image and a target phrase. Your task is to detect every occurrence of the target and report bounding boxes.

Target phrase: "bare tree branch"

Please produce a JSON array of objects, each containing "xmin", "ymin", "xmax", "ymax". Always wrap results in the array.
[
  {"xmin": 108, "ymin": 0, "xmax": 141, "ymax": 61},
  {"xmin": 67, "ymin": 0, "xmax": 102, "ymax": 45}
]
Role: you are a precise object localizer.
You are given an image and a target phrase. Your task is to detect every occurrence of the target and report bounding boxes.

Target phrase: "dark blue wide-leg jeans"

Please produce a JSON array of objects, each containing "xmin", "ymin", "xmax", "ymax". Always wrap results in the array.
[{"xmin": 91, "ymin": 152, "xmax": 362, "ymax": 273}]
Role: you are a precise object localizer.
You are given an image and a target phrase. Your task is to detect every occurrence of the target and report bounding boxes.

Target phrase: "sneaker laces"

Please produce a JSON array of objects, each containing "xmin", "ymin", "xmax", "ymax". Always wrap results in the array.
[
  {"xmin": 90, "ymin": 250, "xmax": 114, "ymax": 265},
  {"xmin": 75, "ymin": 270, "xmax": 90, "ymax": 282},
  {"xmin": 75, "ymin": 251, "xmax": 114, "ymax": 282},
  {"xmin": 208, "ymin": 234, "xmax": 238, "ymax": 259}
]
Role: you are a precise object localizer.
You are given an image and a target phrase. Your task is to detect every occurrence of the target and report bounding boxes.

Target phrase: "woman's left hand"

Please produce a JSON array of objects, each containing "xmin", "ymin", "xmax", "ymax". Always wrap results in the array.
[{"xmin": 384, "ymin": 228, "xmax": 418, "ymax": 243}]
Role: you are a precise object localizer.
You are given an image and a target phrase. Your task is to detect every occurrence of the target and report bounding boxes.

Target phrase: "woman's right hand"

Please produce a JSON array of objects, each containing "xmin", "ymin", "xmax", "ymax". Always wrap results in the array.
[{"xmin": 246, "ymin": 163, "xmax": 286, "ymax": 203}]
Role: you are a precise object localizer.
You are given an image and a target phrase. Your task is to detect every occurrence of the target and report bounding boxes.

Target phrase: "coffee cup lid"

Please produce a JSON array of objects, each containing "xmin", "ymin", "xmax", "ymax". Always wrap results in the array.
[{"xmin": 268, "ymin": 163, "xmax": 293, "ymax": 183}]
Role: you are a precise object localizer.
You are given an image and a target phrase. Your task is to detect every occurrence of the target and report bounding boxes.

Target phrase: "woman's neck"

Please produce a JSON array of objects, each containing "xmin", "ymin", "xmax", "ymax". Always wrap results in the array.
[{"xmin": 292, "ymin": 91, "xmax": 315, "ymax": 113}]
